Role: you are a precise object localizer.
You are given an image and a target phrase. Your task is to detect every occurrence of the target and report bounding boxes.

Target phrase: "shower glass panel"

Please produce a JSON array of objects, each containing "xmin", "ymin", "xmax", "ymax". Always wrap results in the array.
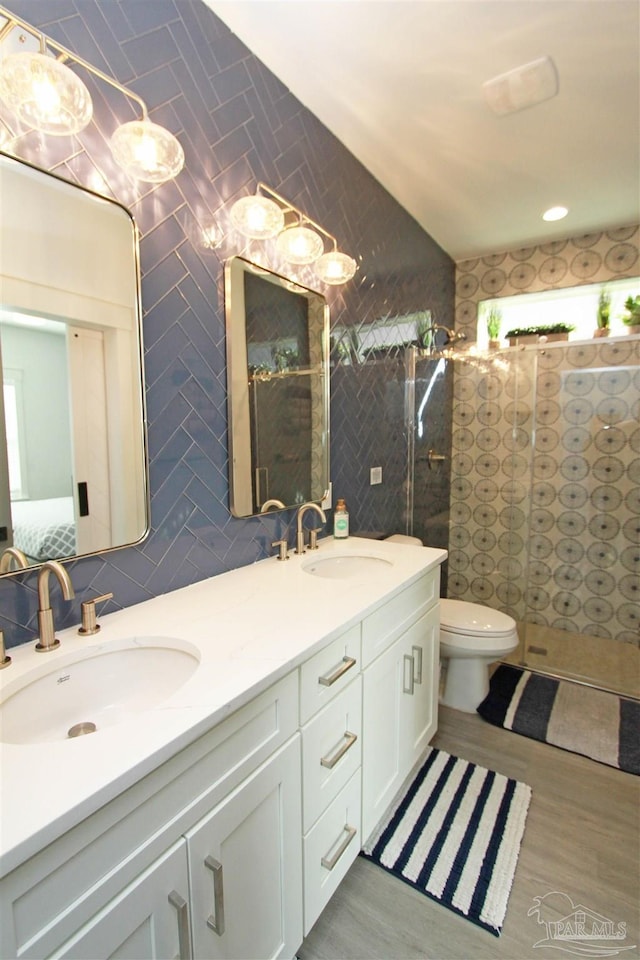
[
  {"xmin": 446, "ymin": 337, "xmax": 639, "ymax": 700},
  {"xmin": 410, "ymin": 350, "xmax": 453, "ymax": 588}
]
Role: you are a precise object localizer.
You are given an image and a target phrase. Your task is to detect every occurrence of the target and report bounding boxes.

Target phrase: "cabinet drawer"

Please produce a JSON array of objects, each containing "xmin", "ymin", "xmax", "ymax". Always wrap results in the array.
[
  {"xmin": 0, "ymin": 672, "xmax": 299, "ymax": 960},
  {"xmin": 361, "ymin": 569, "xmax": 439, "ymax": 667},
  {"xmin": 302, "ymin": 677, "xmax": 362, "ymax": 832},
  {"xmin": 300, "ymin": 624, "xmax": 360, "ymax": 724},
  {"xmin": 303, "ymin": 769, "xmax": 361, "ymax": 936}
]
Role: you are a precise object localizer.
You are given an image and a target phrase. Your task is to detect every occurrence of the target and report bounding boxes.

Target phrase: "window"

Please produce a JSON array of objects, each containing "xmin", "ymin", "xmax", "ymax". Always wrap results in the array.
[{"xmin": 477, "ymin": 276, "xmax": 639, "ymax": 346}]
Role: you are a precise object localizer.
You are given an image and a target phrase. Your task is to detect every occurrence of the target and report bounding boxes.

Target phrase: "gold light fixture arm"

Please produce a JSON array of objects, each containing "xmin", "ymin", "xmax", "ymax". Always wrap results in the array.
[{"xmin": 256, "ymin": 182, "xmax": 337, "ymax": 248}]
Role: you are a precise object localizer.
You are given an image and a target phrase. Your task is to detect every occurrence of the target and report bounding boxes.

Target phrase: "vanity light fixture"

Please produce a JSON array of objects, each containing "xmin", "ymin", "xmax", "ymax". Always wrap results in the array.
[
  {"xmin": 110, "ymin": 117, "xmax": 184, "ymax": 184},
  {"xmin": 0, "ymin": 8, "xmax": 184, "ymax": 184},
  {"xmin": 276, "ymin": 222, "xmax": 325, "ymax": 265},
  {"xmin": 230, "ymin": 193, "xmax": 285, "ymax": 239},
  {"xmin": 315, "ymin": 248, "xmax": 358, "ymax": 285},
  {"xmin": 0, "ymin": 45, "xmax": 93, "ymax": 136},
  {"xmin": 230, "ymin": 182, "xmax": 358, "ymax": 284}
]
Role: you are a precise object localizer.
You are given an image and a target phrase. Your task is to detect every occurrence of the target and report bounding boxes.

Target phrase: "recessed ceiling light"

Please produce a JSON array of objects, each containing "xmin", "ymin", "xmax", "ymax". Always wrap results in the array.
[{"xmin": 542, "ymin": 206, "xmax": 568, "ymax": 222}]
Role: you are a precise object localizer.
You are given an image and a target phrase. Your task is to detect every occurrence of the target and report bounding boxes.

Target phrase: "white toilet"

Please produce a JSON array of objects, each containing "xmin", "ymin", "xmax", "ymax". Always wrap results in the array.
[
  {"xmin": 438, "ymin": 598, "xmax": 518, "ymax": 712},
  {"xmin": 385, "ymin": 535, "xmax": 519, "ymax": 713}
]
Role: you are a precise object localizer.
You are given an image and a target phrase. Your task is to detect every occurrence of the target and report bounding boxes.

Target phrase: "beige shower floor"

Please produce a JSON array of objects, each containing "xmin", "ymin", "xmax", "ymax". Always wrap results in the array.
[{"xmin": 502, "ymin": 622, "xmax": 640, "ymax": 700}]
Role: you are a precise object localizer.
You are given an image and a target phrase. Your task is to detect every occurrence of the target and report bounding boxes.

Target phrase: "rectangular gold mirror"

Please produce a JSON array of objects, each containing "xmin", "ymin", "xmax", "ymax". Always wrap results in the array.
[
  {"xmin": 0, "ymin": 152, "xmax": 149, "ymax": 571},
  {"xmin": 225, "ymin": 256, "xmax": 329, "ymax": 517}
]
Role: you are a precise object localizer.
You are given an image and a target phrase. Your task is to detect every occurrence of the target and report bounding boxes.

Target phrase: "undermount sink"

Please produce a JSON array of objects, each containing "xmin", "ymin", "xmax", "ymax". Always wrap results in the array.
[
  {"xmin": 0, "ymin": 638, "xmax": 199, "ymax": 745},
  {"xmin": 302, "ymin": 553, "xmax": 393, "ymax": 579}
]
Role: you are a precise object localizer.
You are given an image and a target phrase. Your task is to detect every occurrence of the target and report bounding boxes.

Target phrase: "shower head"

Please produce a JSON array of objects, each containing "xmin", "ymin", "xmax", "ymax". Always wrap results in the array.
[
  {"xmin": 419, "ymin": 323, "xmax": 467, "ymax": 355},
  {"xmin": 444, "ymin": 327, "xmax": 467, "ymax": 346}
]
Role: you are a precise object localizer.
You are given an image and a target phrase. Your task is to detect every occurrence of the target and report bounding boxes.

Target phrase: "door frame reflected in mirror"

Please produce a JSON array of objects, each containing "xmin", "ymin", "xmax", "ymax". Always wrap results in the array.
[{"xmin": 0, "ymin": 151, "xmax": 149, "ymax": 575}]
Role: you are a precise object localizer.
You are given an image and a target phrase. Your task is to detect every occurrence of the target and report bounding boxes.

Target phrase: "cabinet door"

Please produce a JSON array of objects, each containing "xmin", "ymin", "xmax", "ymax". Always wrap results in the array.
[
  {"xmin": 56, "ymin": 840, "xmax": 191, "ymax": 960},
  {"xmin": 401, "ymin": 605, "xmax": 440, "ymax": 772},
  {"xmin": 187, "ymin": 736, "xmax": 302, "ymax": 960},
  {"xmin": 362, "ymin": 607, "xmax": 440, "ymax": 843},
  {"xmin": 361, "ymin": 630, "xmax": 405, "ymax": 843}
]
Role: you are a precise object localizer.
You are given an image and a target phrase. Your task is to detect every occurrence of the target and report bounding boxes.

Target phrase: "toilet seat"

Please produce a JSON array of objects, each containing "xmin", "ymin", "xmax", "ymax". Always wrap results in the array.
[
  {"xmin": 439, "ymin": 599, "xmax": 518, "ymax": 656},
  {"xmin": 440, "ymin": 598, "xmax": 515, "ymax": 637}
]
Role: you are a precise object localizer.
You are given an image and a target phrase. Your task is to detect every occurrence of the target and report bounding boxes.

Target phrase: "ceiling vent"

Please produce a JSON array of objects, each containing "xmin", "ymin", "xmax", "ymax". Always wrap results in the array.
[{"xmin": 483, "ymin": 56, "xmax": 559, "ymax": 116}]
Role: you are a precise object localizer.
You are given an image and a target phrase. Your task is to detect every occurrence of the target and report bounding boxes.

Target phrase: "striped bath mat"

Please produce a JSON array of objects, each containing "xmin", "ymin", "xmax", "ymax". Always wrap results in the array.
[
  {"xmin": 477, "ymin": 664, "xmax": 640, "ymax": 775},
  {"xmin": 362, "ymin": 747, "xmax": 531, "ymax": 936}
]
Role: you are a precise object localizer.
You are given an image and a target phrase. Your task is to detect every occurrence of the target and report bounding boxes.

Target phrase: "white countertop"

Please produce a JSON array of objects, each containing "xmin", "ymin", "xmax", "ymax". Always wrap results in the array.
[{"xmin": 0, "ymin": 536, "xmax": 445, "ymax": 876}]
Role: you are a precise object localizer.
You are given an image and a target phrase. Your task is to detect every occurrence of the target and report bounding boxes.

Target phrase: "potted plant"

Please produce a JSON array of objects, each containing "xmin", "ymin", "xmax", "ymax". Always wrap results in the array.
[
  {"xmin": 622, "ymin": 295, "xmax": 640, "ymax": 334},
  {"xmin": 416, "ymin": 309, "xmax": 434, "ymax": 349},
  {"xmin": 504, "ymin": 323, "xmax": 575, "ymax": 346},
  {"xmin": 595, "ymin": 286, "xmax": 610, "ymax": 338},
  {"xmin": 486, "ymin": 306, "xmax": 502, "ymax": 347}
]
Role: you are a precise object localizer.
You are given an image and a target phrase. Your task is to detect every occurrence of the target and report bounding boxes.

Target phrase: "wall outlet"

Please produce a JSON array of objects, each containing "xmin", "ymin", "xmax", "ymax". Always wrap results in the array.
[{"xmin": 370, "ymin": 466, "xmax": 382, "ymax": 485}]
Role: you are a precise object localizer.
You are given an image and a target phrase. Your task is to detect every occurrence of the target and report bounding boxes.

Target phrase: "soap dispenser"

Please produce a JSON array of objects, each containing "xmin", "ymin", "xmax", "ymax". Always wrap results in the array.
[{"xmin": 333, "ymin": 498, "xmax": 349, "ymax": 539}]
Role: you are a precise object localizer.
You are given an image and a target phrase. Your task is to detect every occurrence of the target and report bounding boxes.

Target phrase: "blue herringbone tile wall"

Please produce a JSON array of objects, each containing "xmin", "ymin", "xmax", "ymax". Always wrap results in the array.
[{"xmin": 0, "ymin": 0, "xmax": 454, "ymax": 647}]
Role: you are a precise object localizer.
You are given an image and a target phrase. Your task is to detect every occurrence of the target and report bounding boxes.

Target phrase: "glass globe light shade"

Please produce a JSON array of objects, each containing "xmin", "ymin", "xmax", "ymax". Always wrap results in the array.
[
  {"xmin": 110, "ymin": 119, "xmax": 184, "ymax": 183},
  {"xmin": 276, "ymin": 224, "xmax": 324, "ymax": 265},
  {"xmin": 0, "ymin": 52, "xmax": 93, "ymax": 136},
  {"xmin": 229, "ymin": 195, "xmax": 285, "ymax": 239},
  {"xmin": 314, "ymin": 250, "xmax": 358, "ymax": 285}
]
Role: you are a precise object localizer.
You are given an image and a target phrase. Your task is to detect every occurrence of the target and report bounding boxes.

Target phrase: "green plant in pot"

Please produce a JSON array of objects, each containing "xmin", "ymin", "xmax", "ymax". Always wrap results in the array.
[
  {"xmin": 416, "ymin": 309, "xmax": 434, "ymax": 349},
  {"xmin": 486, "ymin": 306, "xmax": 502, "ymax": 345},
  {"xmin": 504, "ymin": 322, "xmax": 574, "ymax": 344},
  {"xmin": 595, "ymin": 286, "xmax": 611, "ymax": 337},
  {"xmin": 622, "ymin": 295, "xmax": 640, "ymax": 333}
]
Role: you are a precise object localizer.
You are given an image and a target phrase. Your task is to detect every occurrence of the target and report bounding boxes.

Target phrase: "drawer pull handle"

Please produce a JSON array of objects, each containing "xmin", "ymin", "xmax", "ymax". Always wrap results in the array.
[
  {"xmin": 412, "ymin": 644, "xmax": 423, "ymax": 684},
  {"xmin": 205, "ymin": 855, "xmax": 225, "ymax": 936},
  {"xmin": 321, "ymin": 824, "xmax": 357, "ymax": 871},
  {"xmin": 403, "ymin": 653, "xmax": 414, "ymax": 695},
  {"xmin": 320, "ymin": 731, "xmax": 358, "ymax": 769},
  {"xmin": 318, "ymin": 655, "xmax": 356, "ymax": 687},
  {"xmin": 168, "ymin": 890, "xmax": 194, "ymax": 960}
]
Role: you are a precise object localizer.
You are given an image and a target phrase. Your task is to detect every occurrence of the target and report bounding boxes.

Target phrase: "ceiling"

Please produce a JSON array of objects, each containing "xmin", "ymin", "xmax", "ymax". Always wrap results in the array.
[{"xmin": 204, "ymin": 1, "xmax": 640, "ymax": 262}]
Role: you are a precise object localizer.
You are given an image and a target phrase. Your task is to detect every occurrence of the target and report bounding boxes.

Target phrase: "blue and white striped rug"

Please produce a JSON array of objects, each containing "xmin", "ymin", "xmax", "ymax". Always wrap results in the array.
[
  {"xmin": 362, "ymin": 747, "xmax": 531, "ymax": 936},
  {"xmin": 477, "ymin": 664, "xmax": 640, "ymax": 775}
]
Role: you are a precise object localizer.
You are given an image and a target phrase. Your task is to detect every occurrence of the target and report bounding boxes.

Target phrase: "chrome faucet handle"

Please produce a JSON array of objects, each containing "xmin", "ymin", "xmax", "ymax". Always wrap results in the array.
[
  {"xmin": 0, "ymin": 630, "xmax": 11, "ymax": 669},
  {"xmin": 308, "ymin": 528, "xmax": 322, "ymax": 550},
  {"xmin": 271, "ymin": 540, "xmax": 289, "ymax": 561},
  {"xmin": 78, "ymin": 592, "xmax": 114, "ymax": 636}
]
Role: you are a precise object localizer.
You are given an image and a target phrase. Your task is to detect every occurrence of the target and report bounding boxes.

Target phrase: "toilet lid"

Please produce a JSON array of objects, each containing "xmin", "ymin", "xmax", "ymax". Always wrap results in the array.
[{"xmin": 440, "ymin": 598, "xmax": 516, "ymax": 637}]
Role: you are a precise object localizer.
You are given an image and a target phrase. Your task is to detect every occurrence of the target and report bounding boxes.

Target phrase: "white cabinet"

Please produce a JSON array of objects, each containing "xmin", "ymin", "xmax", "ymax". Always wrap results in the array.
[
  {"xmin": 0, "ymin": 557, "xmax": 445, "ymax": 960},
  {"xmin": 0, "ymin": 673, "xmax": 301, "ymax": 960},
  {"xmin": 186, "ymin": 737, "xmax": 302, "ymax": 960},
  {"xmin": 54, "ymin": 841, "xmax": 191, "ymax": 960},
  {"xmin": 362, "ymin": 586, "xmax": 440, "ymax": 842},
  {"xmin": 300, "ymin": 625, "xmax": 363, "ymax": 935}
]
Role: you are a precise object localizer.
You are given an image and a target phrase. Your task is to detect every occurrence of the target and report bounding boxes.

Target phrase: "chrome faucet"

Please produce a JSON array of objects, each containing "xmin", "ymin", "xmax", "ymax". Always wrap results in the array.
[
  {"xmin": 295, "ymin": 502, "xmax": 327, "ymax": 554},
  {"xmin": 35, "ymin": 560, "xmax": 75, "ymax": 652},
  {"xmin": 0, "ymin": 546, "xmax": 29, "ymax": 573}
]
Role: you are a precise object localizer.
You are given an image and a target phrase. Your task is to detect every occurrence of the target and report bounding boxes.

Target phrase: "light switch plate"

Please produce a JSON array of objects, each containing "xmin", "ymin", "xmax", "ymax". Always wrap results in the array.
[{"xmin": 370, "ymin": 467, "xmax": 382, "ymax": 485}]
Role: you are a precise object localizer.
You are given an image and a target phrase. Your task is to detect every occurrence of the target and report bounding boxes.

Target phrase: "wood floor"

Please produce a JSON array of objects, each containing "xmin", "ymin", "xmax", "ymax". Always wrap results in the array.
[{"xmin": 299, "ymin": 705, "xmax": 640, "ymax": 960}]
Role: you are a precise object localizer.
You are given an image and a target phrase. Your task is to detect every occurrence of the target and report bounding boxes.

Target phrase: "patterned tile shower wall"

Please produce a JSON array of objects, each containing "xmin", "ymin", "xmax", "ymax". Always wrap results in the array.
[
  {"xmin": 455, "ymin": 225, "xmax": 639, "ymax": 342},
  {"xmin": 0, "ymin": 0, "xmax": 453, "ymax": 646},
  {"xmin": 448, "ymin": 338, "xmax": 640, "ymax": 645}
]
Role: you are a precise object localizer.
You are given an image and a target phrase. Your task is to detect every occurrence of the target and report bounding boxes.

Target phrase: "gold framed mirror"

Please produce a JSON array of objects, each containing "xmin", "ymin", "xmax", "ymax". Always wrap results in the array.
[
  {"xmin": 225, "ymin": 256, "xmax": 329, "ymax": 517},
  {"xmin": 0, "ymin": 152, "xmax": 149, "ymax": 572}
]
